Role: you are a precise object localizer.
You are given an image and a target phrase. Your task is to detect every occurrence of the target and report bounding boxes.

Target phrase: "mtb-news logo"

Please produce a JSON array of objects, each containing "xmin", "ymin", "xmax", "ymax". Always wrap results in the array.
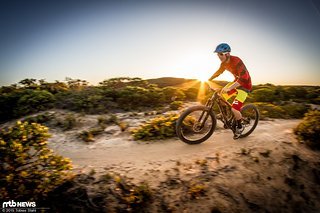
[{"xmin": 1, "ymin": 200, "xmax": 37, "ymax": 212}]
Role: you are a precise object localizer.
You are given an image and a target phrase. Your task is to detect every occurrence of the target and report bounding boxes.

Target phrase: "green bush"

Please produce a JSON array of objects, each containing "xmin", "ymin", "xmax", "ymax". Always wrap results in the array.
[
  {"xmin": 22, "ymin": 112, "xmax": 55, "ymax": 124},
  {"xmin": 117, "ymin": 86, "xmax": 164, "ymax": 110},
  {"xmin": 254, "ymin": 102, "xmax": 310, "ymax": 119},
  {"xmin": 251, "ymin": 88, "xmax": 276, "ymax": 102},
  {"xmin": 79, "ymin": 127, "xmax": 104, "ymax": 142},
  {"xmin": 0, "ymin": 121, "xmax": 72, "ymax": 200},
  {"xmin": 0, "ymin": 91, "xmax": 22, "ymax": 121},
  {"xmin": 55, "ymin": 88, "xmax": 112, "ymax": 114},
  {"xmin": 170, "ymin": 101, "xmax": 183, "ymax": 110},
  {"xmin": 183, "ymin": 87, "xmax": 199, "ymax": 101},
  {"xmin": 98, "ymin": 114, "xmax": 119, "ymax": 126},
  {"xmin": 14, "ymin": 90, "xmax": 55, "ymax": 117},
  {"xmin": 55, "ymin": 113, "xmax": 78, "ymax": 131},
  {"xmin": 253, "ymin": 102, "xmax": 287, "ymax": 119},
  {"xmin": 131, "ymin": 113, "xmax": 179, "ymax": 140},
  {"xmin": 162, "ymin": 87, "xmax": 186, "ymax": 102},
  {"xmin": 294, "ymin": 110, "xmax": 320, "ymax": 149},
  {"xmin": 281, "ymin": 104, "xmax": 310, "ymax": 118}
]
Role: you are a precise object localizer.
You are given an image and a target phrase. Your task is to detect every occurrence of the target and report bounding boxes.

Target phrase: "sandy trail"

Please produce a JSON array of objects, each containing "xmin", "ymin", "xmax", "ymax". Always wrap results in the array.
[
  {"xmin": 45, "ymin": 118, "xmax": 320, "ymax": 212},
  {"xmin": 50, "ymin": 119, "xmax": 300, "ymax": 182}
]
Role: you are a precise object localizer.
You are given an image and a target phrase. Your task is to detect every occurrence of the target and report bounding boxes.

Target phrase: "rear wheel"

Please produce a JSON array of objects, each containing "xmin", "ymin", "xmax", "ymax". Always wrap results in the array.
[
  {"xmin": 176, "ymin": 105, "xmax": 217, "ymax": 144},
  {"xmin": 239, "ymin": 104, "xmax": 260, "ymax": 138}
]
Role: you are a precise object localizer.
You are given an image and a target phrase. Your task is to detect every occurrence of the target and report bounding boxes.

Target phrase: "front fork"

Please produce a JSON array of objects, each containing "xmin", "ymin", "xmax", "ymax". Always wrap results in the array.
[
  {"xmin": 194, "ymin": 100, "xmax": 213, "ymax": 130},
  {"xmin": 195, "ymin": 109, "xmax": 210, "ymax": 131}
]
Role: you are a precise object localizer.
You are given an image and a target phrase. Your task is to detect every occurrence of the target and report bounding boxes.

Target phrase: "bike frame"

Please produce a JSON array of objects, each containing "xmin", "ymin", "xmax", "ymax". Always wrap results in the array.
[
  {"xmin": 176, "ymin": 84, "xmax": 259, "ymax": 144},
  {"xmin": 199, "ymin": 87, "xmax": 237, "ymax": 133}
]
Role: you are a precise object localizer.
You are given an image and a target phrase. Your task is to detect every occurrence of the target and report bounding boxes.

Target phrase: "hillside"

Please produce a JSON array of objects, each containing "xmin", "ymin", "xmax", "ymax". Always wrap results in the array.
[{"xmin": 146, "ymin": 77, "xmax": 229, "ymax": 88}]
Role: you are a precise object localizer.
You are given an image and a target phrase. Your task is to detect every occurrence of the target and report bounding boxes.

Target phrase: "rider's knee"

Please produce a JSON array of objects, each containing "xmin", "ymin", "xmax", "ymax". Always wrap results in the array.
[{"xmin": 231, "ymin": 99, "xmax": 243, "ymax": 111}]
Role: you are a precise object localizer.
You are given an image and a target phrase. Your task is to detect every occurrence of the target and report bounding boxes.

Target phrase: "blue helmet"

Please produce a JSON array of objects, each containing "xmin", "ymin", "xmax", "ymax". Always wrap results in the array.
[{"xmin": 214, "ymin": 43, "xmax": 231, "ymax": 53}]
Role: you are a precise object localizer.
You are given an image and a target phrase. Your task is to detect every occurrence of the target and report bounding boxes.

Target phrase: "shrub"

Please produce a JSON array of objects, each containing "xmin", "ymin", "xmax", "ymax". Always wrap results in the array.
[
  {"xmin": 254, "ymin": 102, "xmax": 310, "ymax": 119},
  {"xmin": 253, "ymin": 102, "xmax": 287, "ymax": 119},
  {"xmin": 22, "ymin": 112, "xmax": 55, "ymax": 124},
  {"xmin": 281, "ymin": 104, "xmax": 310, "ymax": 118},
  {"xmin": 170, "ymin": 101, "xmax": 183, "ymax": 110},
  {"xmin": 188, "ymin": 183, "xmax": 206, "ymax": 199},
  {"xmin": 79, "ymin": 130, "xmax": 95, "ymax": 142},
  {"xmin": 131, "ymin": 113, "xmax": 179, "ymax": 140},
  {"xmin": 251, "ymin": 88, "xmax": 276, "ymax": 102},
  {"xmin": 55, "ymin": 113, "xmax": 78, "ymax": 131},
  {"xmin": 117, "ymin": 86, "xmax": 164, "ymax": 110},
  {"xmin": 0, "ymin": 121, "xmax": 72, "ymax": 200},
  {"xmin": 162, "ymin": 87, "xmax": 185, "ymax": 102},
  {"xmin": 79, "ymin": 127, "xmax": 104, "ymax": 142},
  {"xmin": 98, "ymin": 114, "xmax": 119, "ymax": 126},
  {"xmin": 118, "ymin": 121, "xmax": 129, "ymax": 132},
  {"xmin": 112, "ymin": 175, "xmax": 152, "ymax": 211},
  {"xmin": 55, "ymin": 88, "xmax": 112, "ymax": 114},
  {"xmin": 294, "ymin": 110, "xmax": 320, "ymax": 149},
  {"xmin": 14, "ymin": 90, "xmax": 55, "ymax": 117},
  {"xmin": 183, "ymin": 87, "xmax": 199, "ymax": 101},
  {"xmin": 0, "ymin": 91, "xmax": 22, "ymax": 122}
]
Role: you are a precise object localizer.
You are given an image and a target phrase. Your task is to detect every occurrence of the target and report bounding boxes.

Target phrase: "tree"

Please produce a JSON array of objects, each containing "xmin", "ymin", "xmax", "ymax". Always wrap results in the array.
[
  {"xmin": 65, "ymin": 77, "xmax": 89, "ymax": 90},
  {"xmin": 39, "ymin": 80, "xmax": 68, "ymax": 94},
  {"xmin": 18, "ymin": 78, "xmax": 38, "ymax": 89}
]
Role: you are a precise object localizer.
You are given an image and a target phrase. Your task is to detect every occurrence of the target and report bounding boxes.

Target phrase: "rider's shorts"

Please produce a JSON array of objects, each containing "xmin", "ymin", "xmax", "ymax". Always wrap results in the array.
[{"xmin": 222, "ymin": 82, "xmax": 248, "ymax": 111}]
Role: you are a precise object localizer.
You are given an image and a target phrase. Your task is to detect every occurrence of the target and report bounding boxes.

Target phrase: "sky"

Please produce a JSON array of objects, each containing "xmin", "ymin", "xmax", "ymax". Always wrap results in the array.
[{"xmin": 0, "ymin": 0, "xmax": 319, "ymax": 86}]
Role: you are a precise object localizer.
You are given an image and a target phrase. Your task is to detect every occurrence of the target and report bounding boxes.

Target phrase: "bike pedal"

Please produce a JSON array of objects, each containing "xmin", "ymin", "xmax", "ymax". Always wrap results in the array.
[{"xmin": 233, "ymin": 134, "xmax": 241, "ymax": 140}]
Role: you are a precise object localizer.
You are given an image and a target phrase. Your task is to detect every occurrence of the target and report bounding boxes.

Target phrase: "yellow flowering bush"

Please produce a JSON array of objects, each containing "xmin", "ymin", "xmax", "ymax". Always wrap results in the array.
[
  {"xmin": 0, "ymin": 121, "xmax": 73, "ymax": 200},
  {"xmin": 131, "ymin": 114, "xmax": 179, "ymax": 140},
  {"xmin": 170, "ymin": 101, "xmax": 184, "ymax": 110}
]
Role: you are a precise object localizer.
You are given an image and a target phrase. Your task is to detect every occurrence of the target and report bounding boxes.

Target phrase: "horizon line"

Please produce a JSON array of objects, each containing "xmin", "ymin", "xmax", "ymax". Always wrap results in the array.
[{"xmin": 0, "ymin": 76, "xmax": 319, "ymax": 87}]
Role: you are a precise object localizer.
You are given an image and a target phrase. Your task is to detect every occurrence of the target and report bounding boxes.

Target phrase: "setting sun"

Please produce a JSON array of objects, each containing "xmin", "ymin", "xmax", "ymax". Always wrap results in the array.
[
  {"xmin": 198, "ymin": 75, "xmax": 209, "ymax": 82},
  {"xmin": 196, "ymin": 71, "xmax": 211, "ymax": 82}
]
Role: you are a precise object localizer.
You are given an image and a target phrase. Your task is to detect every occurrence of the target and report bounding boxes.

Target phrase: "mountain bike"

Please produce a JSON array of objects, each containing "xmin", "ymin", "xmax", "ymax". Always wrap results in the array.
[{"xmin": 176, "ymin": 83, "xmax": 260, "ymax": 144}]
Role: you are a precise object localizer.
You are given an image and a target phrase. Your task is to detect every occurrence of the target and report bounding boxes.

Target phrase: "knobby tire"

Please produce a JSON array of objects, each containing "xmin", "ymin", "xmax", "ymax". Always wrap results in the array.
[{"xmin": 176, "ymin": 105, "xmax": 217, "ymax": 145}]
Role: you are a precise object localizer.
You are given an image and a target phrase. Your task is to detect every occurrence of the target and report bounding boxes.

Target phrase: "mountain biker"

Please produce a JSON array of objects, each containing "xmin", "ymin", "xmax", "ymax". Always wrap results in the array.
[{"xmin": 208, "ymin": 43, "xmax": 252, "ymax": 139}]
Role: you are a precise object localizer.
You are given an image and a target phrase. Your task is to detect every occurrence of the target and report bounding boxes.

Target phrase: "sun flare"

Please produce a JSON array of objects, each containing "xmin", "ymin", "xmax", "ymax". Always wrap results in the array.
[
  {"xmin": 197, "ymin": 72, "xmax": 210, "ymax": 82},
  {"xmin": 198, "ymin": 76, "xmax": 208, "ymax": 82}
]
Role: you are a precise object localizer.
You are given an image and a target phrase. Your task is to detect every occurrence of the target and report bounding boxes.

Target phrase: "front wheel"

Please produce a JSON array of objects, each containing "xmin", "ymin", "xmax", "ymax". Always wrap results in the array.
[
  {"xmin": 240, "ymin": 104, "xmax": 260, "ymax": 138},
  {"xmin": 176, "ymin": 105, "xmax": 217, "ymax": 144}
]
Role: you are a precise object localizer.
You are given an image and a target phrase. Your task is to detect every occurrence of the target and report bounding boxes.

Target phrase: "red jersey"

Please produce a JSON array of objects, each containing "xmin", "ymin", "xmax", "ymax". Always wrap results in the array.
[{"xmin": 210, "ymin": 55, "xmax": 252, "ymax": 91}]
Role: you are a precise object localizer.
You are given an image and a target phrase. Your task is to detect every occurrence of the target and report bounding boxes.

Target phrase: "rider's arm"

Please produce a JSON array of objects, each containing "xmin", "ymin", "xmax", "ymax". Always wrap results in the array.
[{"xmin": 208, "ymin": 64, "xmax": 225, "ymax": 81}]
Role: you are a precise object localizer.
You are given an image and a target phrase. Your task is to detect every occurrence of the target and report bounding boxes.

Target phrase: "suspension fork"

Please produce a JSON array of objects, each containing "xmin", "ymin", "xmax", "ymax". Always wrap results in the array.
[{"xmin": 196, "ymin": 99, "xmax": 214, "ymax": 128}]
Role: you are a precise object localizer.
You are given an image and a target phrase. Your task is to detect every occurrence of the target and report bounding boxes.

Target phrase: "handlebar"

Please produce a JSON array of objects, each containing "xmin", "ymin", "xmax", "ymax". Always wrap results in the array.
[{"xmin": 205, "ymin": 81, "xmax": 221, "ymax": 93}]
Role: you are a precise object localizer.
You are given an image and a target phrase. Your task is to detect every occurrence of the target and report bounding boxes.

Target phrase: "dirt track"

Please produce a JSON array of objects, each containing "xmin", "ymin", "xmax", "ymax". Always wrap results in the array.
[
  {"xmin": 50, "ymin": 119, "xmax": 301, "ymax": 183},
  {"xmin": 46, "ymin": 118, "xmax": 320, "ymax": 212}
]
